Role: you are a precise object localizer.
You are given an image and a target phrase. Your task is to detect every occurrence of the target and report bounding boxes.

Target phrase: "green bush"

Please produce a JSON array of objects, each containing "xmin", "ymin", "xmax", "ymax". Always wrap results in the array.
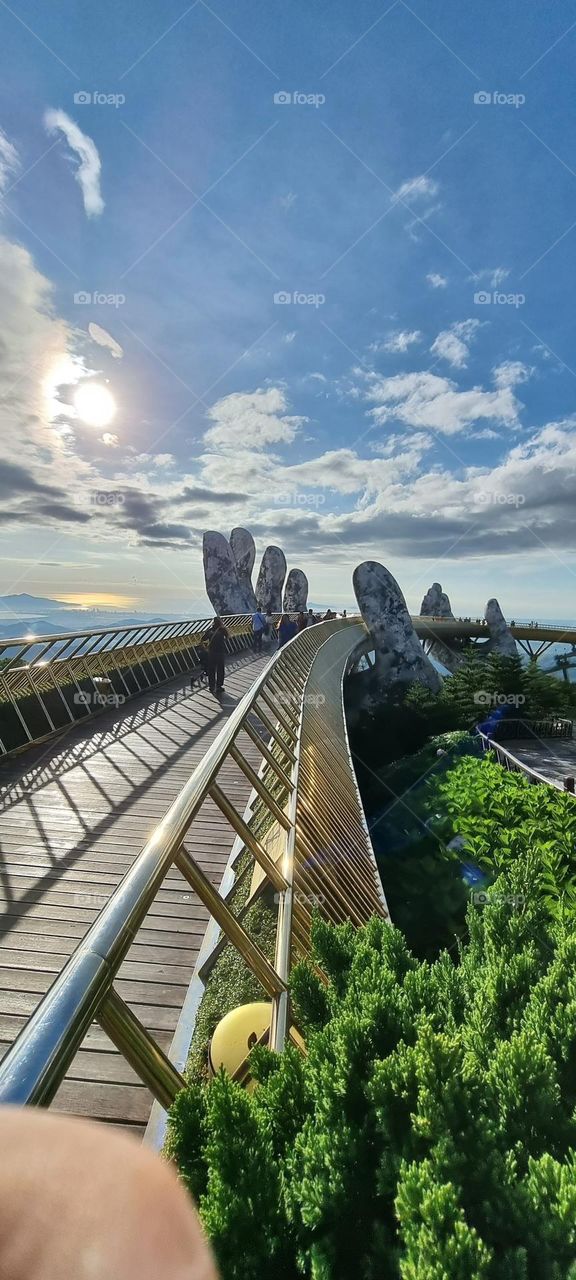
[
  {"xmin": 429, "ymin": 753, "xmax": 576, "ymax": 923},
  {"xmin": 167, "ymin": 870, "xmax": 576, "ymax": 1278}
]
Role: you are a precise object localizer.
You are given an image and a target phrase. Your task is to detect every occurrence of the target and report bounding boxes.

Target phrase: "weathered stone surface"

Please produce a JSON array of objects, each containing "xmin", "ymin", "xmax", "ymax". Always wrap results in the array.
[
  {"xmin": 354, "ymin": 560, "xmax": 442, "ymax": 694},
  {"xmin": 255, "ymin": 545, "xmax": 286, "ymax": 613},
  {"xmin": 484, "ymin": 598, "xmax": 518, "ymax": 656},
  {"xmin": 283, "ymin": 568, "xmax": 308, "ymax": 612},
  {"xmin": 420, "ymin": 582, "xmax": 453, "ymax": 618},
  {"xmin": 202, "ymin": 531, "xmax": 254, "ymax": 616},
  {"xmin": 420, "ymin": 581, "xmax": 463, "ymax": 673},
  {"xmin": 230, "ymin": 527, "xmax": 257, "ymax": 612}
]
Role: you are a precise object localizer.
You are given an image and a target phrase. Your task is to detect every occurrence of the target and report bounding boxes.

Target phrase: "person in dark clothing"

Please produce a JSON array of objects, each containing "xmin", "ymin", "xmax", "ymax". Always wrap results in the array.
[
  {"xmin": 296, "ymin": 612, "xmax": 307, "ymax": 632},
  {"xmin": 206, "ymin": 618, "xmax": 228, "ymax": 694},
  {"xmin": 278, "ymin": 614, "xmax": 295, "ymax": 647}
]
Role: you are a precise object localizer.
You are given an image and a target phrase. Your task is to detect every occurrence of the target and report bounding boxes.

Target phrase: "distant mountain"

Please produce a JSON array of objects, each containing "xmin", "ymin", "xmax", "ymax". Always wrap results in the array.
[
  {"xmin": 0, "ymin": 593, "xmax": 69, "ymax": 614},
  {"xmin": 0, "ymin": 593, "xmax": 200, "ymax": 646}
]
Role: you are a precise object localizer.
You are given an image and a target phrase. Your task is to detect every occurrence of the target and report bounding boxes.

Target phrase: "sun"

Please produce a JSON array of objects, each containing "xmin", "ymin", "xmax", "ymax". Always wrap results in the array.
[{"xmin": 74, "ymin": 382, "xmax": 117, "ymax": 428}]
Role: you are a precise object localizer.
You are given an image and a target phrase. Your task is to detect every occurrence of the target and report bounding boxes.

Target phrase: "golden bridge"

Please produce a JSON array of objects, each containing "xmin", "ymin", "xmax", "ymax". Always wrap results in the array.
[{"xmin": 0, "ymin": 611, "xmax": 571, "ymax": 1140}]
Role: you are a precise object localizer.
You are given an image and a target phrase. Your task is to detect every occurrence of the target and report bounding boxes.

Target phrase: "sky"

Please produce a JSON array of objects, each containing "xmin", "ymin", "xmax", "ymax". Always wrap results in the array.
[{"xmin": 1, "ymin": 0, "xmax": 576, "ymax": 619}]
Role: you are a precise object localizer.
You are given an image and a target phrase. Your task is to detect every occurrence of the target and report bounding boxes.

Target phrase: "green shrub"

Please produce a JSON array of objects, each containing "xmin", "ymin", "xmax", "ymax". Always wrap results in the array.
[
  {"xmin": 167, "ymin": 876, "xmax": 576, "ymax": 1278},
  {"xmin": 429, "ymin": 753, "xmax": 576, "ymax": 923}
]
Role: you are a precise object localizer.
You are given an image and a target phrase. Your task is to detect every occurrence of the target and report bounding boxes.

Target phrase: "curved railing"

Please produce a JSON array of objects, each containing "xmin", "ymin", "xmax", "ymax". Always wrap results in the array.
[
  {"xmin": 0, "ymin": 614, "xmax": 258, "ymax": 756},
  {"xmin": 476, "ymin": 728, "xmax": 572, "ymax": 791},
  {"xmin": 0, "ymin": 618, "xmax": 388, "ymax": 1109}
]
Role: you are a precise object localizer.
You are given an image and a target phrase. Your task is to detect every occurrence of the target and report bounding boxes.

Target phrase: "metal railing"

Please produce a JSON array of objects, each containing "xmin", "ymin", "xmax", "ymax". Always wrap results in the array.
[
  {"xmin": 477, "ymin": 730, "xmax": 565, "ymax": 790},
  {"xmin": 489, "ymin": 717, "xmax": 573, "ymax": 742},
  {"xmin": 0, "ymin": 618, "xmax": 388, "ymax": 1109},
  {"xmin": 0, "ymin": 615, "xmax": 259, "ymax": 757}
]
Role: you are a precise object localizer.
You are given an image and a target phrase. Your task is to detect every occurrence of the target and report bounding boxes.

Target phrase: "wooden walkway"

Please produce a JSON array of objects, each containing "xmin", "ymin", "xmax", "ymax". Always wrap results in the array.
[{"xmin": 0, "ymin": 649, "xmax": 267, "ymax": 1139}]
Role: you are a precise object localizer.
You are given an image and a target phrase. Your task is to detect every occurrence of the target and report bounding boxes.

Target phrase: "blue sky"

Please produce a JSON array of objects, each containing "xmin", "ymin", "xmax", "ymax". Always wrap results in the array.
[{"xmin": 1, "ymin": 0, "xmax": 576, "ymax": 617}]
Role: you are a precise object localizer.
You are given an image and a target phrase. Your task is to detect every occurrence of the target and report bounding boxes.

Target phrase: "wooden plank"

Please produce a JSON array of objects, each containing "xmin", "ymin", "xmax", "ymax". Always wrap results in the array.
[
  {"xmin": 0, "ymin": 652, "xmax": 266, "ymax": 1133},
  {"xmin": 0, "ymin": 945, "xmax": 195, "ymax": 981},
  {"xmin": 52, "ymin": 1080, "xmax": 153, "ymax": 1124}
]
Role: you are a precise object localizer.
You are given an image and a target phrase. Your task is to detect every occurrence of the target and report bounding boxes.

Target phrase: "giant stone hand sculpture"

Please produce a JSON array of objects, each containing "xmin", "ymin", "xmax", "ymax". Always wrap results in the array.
[
  {"xmin": 482, "ymin": 598, "xmax": 518, "ymax": 656},
  {"xmin": 354, "ymin": 560, "xmax": 442, "ymax": 694},
  {"xmin": 203, "ymin": 527, "xmax": 307, "ymax": 616},
  {"xmin": 282, "ymin": 568, "xmax": 309, "ymax": 613},
  {"xmin": 420, "ymin": 582, "xmax": 464, "ymax": 674}
]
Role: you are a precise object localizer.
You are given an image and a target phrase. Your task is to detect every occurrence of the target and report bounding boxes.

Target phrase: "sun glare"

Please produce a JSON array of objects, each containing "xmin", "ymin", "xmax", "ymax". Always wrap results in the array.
[{"xmin": 74, "ymin": 382, "xmax": 117, "ymax": 428}]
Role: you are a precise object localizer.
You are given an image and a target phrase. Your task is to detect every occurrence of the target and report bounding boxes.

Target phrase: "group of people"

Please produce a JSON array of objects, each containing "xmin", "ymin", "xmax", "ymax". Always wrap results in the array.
[
  {"xmin": 198, "ymin": 607, "xmax": 349, "ymax": 698},
  {"xmin": 253, "ymin": 606, "xmax": 346, "ymax": 650}
]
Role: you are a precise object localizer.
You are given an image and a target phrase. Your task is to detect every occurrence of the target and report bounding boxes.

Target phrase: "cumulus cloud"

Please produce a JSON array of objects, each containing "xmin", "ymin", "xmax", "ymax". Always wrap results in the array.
[
  {"xmin": 88, "ymin": 322, "xmax": 123, "ymax": 359},
  {"xmin": 379, "ymin": 330, "xmax": 422, "ymax": 354},
  {"xmin": 361, "ymin": 368, "xmax": 521, "ymax": 434},
  {"xmin": 430, "ymin": 319, "xmax": 481, "ymax": 369},
  {"xmin": 205, "ymin": 387, "xmax": 305, "ymax": 450},
  {"xmin": 492, "ymin": 360, "xmax": 532, "ymax": 389},
  {"xmin": 426, "ymin": 272, "xmax": 447, "ymax": 289},
  {"xmin": 43, "ymin": 109, "xmax": 104, "ymax": 217},
  {"xmin": 0, "ymin": 126, "xmax": 18, "ymax": 192}
]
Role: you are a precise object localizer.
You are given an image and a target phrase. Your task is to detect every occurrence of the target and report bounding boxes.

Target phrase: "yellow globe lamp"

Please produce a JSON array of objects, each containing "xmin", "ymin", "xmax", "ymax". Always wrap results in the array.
[{"xmin": 208, "ymin": 1002, "xmax": 305, "ymax": 1088}]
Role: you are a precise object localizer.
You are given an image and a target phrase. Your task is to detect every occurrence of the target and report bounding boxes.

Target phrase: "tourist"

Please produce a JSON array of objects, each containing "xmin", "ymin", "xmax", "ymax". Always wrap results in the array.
[
  {"xmin": 278, "ymin": 614, "xmax": 295, "ymax": 647},
  {"xmin": 296, "ymin": 611, "xmax": 307, "ymax": 632},
  {"xmin": 265, "ymin": 610, "xmax": 275, "ymax": 647},
  {"xmin": 323, "ymin": 608, "xmax": 335, "ymax": 621},
  {"xmin": 206, "ymin": 617, "xmax": 228, "ymax": 694},
  {"xmin": 307, "ymin": 608, "xmax": 315, "ymax": 626},
  {"xmin": 252, "ymin": 605, "xmax": 266, "ymax": 653}
]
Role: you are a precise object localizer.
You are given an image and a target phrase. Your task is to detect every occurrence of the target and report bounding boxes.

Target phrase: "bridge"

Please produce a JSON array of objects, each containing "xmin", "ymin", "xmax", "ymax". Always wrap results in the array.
[
  {"xmin": 0, "ymin": 615, "xmax": 386, "ymax": 1140},
  {"xmin": 0, "ymin": 609, "xmax": 572, "ymax": 1140}
]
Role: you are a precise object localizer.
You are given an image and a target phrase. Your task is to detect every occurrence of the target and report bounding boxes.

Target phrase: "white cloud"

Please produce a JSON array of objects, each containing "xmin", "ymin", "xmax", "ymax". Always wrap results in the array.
[
  {"xmin": 88, "ymin": 322, "xmax": 123, "ymax": 359},
  {"xmin": 431, "ymin": 319, "xmax": 481, "ymax": 369},
  {"xmin": 0, "ymin": 127, "xmax": 18, "ymax": 192},
  {"xmin": 380, "ymin": 330, "xmax": 422, "ymax": 354},
  {"xmin": 205, "ymin": 386, "xmax": 305, "ymax": 451},
  {"xmin": 43, "ymin": 109, "xmax": 104, "ymax": 217},
  {"xmin": 394, "ymin": 175, "xmax": 439, "ymax": 203},
  {"xmin": 362, "ymin": 368, "xmax": 521, "ymax": 434},
  {"xmin": 282, "ymin": 331, "xmax": 297, "ymax": 344},
  {"xmin": 426, "ymin": 272, "xmax": 447, "ymax": 289},
  {"xmin": 473, "ymin": 266, "xmax": 510, "ymax": 288},
  {"xmin": 493, "ymin": 360, "xmax": 532, "ymax": 389}
]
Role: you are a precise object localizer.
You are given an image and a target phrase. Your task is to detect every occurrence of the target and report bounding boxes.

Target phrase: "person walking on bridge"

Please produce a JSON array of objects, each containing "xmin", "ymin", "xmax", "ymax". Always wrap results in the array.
[
  {"xmin": 207, "ymin": 617, "xmax": 228, "ymax": 695},
  {"xmin": 252, "ymin": 605, "xmax": 266, "ymax": 653}
]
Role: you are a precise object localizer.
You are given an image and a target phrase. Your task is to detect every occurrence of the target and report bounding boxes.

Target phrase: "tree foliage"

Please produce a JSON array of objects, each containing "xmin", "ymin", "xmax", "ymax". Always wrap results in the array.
[
  {"xmin": 167, "ymin": 877, "xmax": 576, "ymax": 1278},
  {"xmin": 430, "ymin": 753, "xmax": 576, "ymax": 923}
]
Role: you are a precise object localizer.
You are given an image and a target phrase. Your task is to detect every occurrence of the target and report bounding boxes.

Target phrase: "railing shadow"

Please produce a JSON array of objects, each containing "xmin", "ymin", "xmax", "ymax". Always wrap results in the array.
[{"xmin": 0, "ymin": 649, "xmax": 264, "ymax": 942}]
